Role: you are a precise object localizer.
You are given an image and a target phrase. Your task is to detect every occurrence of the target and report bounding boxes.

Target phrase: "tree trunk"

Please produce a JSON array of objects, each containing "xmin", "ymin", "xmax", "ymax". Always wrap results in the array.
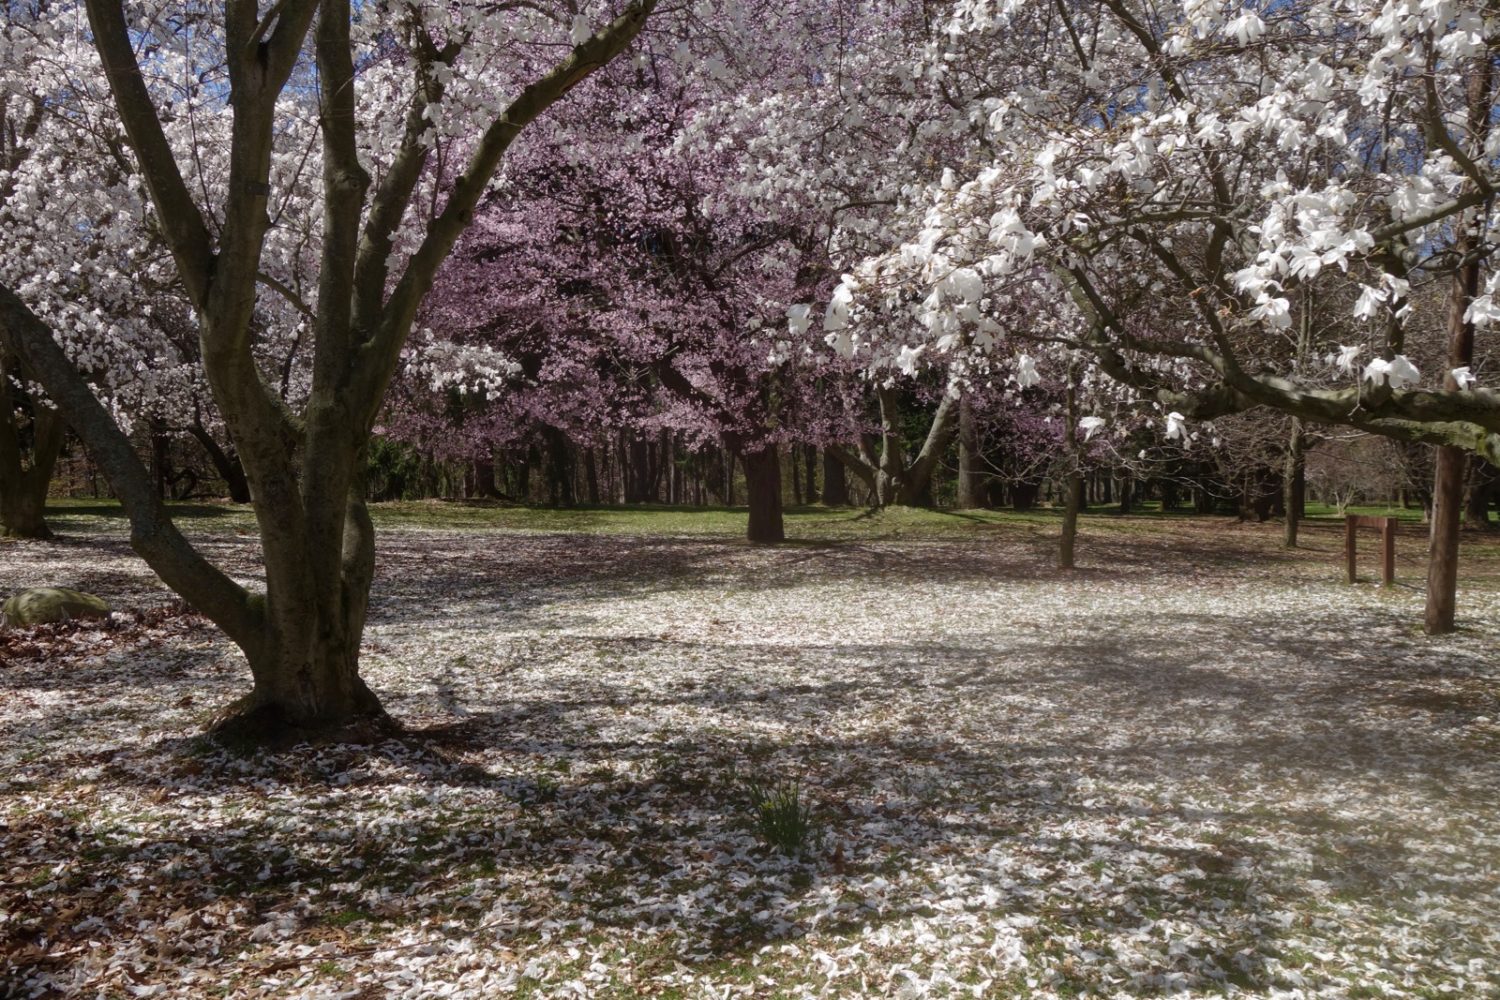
[
  {"xmin": 584, "ymin": 447, "xmax": 600, "ymax": 504},
  {"xmin": 471, "ymin": 453, "xmax": 498, "ymax": 499},
  {"xmin": 803, "ymin": 445, "xmax": 818, "ymax": 504},
  {"xmin": 1428, "ymin": 446, "xmax": 1466, "ymax": 634},
  {"xmin": 822, "ymin": 447, "xmax": 849, "ymax": 506},
  {"xmin": 1425, "ymin": 57, "xmax": 1490, "ymax": 634},
  {"xmin": 0, "ymin": 362, "xmax": 63, "ymax": 539},
  {"xmin": 189, "ymin": 421, "xmax": 253, "ymax": 503},
  {"xmin": 1283, "ymin": 419, "xmax": 1306, "ymax": 547},
  {"xmin": 1463, "ymin": 460, "xmax": 1495, "ymax": 530},
  {"xmin": 1059, "ymin": 363, "xmax": 1082, "ymax": 569},
  {"xmin": 741, "ymin": 444, "xmax": 784, "ymax": 543},
  {"xmin": 214, "ymin": 487, "xmax": 386, "ymax": 741},
  {"xmin": 957, "ymin": 393, "xmax": 982, "ymax": 509},
  {"xmin": 790, "ymin": 445, "xmax": 802, "ymax": 505}
]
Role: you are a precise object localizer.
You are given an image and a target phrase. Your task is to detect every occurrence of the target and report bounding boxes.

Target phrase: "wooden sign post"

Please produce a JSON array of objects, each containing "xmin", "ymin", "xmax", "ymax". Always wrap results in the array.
[{"xmin": 1345, "ymin": 515, "xmax": 1398, "ymax": 586}]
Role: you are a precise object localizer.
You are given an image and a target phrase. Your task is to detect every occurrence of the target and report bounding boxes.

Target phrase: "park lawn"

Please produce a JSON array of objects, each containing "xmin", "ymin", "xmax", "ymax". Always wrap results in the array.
[{"xmin": 2, "ymin": 507, "xmax": 1499, "ymax": 998}]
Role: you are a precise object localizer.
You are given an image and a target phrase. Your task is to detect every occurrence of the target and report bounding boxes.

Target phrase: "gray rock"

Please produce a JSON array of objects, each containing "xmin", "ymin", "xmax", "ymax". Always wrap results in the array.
[{"xmin": 2, "ymin": 587, "xmax": 112, "ymax": 626}]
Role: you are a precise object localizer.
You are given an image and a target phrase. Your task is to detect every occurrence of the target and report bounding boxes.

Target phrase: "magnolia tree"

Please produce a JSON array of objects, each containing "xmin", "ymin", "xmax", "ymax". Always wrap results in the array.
[
  {"xmin": 829, "ymin": 0, "xmax": 1500, "ymax": 631},
  {"xmin": 1, "ymin": 0, "xmax": 657, "ymax": 738},
  {"xmin": 396, "ymin": 0, "xmax": 945, "ymax": 539}
]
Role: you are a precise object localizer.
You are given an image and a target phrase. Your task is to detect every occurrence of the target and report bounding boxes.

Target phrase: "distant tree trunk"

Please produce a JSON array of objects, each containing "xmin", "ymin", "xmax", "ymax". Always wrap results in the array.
[
  {"xmin": 1283, "ymin": 419, "xmax": 1306, "ymax": 547},
  {"xmin": 803, "ymin": 445, "xmax": 818, "ymax": 504},
  {"xmin": 1059, "ymin": 362, "xmax": 1082, "ymax": 569},
  {"xmin": 149, "ymin": 424, "xmax": 172, "ymax": 500},
  {"xmin": 957, "ymin": 393, "xmax": 982, "ymax": 509},
  {"xmin": 471, "ymin": 453, "xmax": 499, "ymax": 499},
  {"xmin": 822, "ymin": 448, "xmax": 849, "ymax": 506},
  {"xmin": 626, "ymin": 436, "xmax": 651, "ymax": 503},
  {"xmin": 546, "ymin": 427, "xmax": 574, "ymax": 506},
  {"xmin": 1012, "ymin": 480, "xmax": 1041, "ymax": 510},
  {"xmin": 1463, "ymin": 460, "xmax": 1495, "ymax": 530},
  {"xmin": 584, "ymin": 447, "xmax": 600, "ymax": 504},
  {"xmin": 790, "ymin": 444, "xmax": 803, "ymax": 505},
  {"xmin": 188, "ymin": 421, "xmax": 253, "ymax": 503},
  {"xmin": 0, "ymin": 389, "xmax": 63, "ymax": 539},
  {"xmin": 740, "ymin": 444, "xmax": 784, "ymax": 543}
]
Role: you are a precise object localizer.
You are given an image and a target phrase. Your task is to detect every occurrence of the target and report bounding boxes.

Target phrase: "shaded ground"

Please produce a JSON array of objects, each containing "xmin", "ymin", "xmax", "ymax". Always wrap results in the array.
[{"xmin": 2, "ymin": 508, "xmax": 1498, "ymax": 998}]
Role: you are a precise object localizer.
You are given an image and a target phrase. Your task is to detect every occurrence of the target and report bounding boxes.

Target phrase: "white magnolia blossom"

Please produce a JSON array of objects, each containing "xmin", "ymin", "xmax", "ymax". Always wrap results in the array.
[
  {"xmin": 1335, "ymin": 345, "xmax": 1362, "ymax": 375},
  {"xmin": 1078, "ymin": 415, "xmax": 1107, "ymax": 441},
  {"xmin": 1164, "ymin": 411, "xmax": 1187, "ymax": 441},
  {"xmin": 1363, "ymin": 355, "xmax": 1421, "ymax": 390},
  {"xmin": 1014, "ymin": 354, "xmax": 1041, "ymax": 389},
  {"xmin": 1451, "ymin": 366, "xmax": 1478, "ymax": 390}
]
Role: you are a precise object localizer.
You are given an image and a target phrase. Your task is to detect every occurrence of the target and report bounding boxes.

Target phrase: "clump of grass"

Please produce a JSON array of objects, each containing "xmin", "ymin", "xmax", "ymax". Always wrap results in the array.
[{"xmin": 740, "ymin": 772, "xmax": 823, "ymax": 856}]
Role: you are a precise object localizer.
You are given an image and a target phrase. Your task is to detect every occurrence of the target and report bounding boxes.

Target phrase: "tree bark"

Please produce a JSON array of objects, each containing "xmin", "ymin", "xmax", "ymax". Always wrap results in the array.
[
  {"xmin": 0, "ymin": 359, "xmax": 63, "ymax": 539},
  {"xmin": 9, "ymin": 0, "xmax": 660, "ymax": 741},
  {"xmin": 1059, "ymin": 362, "xmax": 1082, "ymax": 568},
  {"xmin": 803, "ymin": 445, "xmax": 818, "ymax": 504},
  {"xmin": 584, "ymin": 447, "xmax": 600, "ymax": 504},
  {"xmin": 1283, "ymin": 420, "xmax": 1306, "ymax": 547},
  {"xmin": 822, "ymin": 447, "xmax": 849, "ymax": 505},
  {"xmin": 1426, "ymin": 60, "xmax": 1490, "ymax": 634},
  {"xmin": 188, "ymin": 421, "xmax": 253, "ymax": 503},
  {"xmin": 957, "ymin": 393, "xmax": 982, "ymax": 509},
  {"xmin": 741, "ymin": 443, "xmax": 784, "ymax": 543}
]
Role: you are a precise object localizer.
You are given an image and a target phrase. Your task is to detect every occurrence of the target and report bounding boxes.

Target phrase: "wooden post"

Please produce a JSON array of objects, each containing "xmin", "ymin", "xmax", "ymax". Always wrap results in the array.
[{"xmin": 1345, "ymin": 515, "xmax": 1398, "ymax": 585}]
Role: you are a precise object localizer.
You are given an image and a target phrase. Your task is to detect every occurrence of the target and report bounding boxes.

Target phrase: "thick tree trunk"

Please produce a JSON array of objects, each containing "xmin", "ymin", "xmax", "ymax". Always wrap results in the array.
[
  {"xmin": 0, "ymin": 364, "xmax": 63, "ymax": 539},
  {"xmin": 213, "ymin": 489, "xmax": 387, "ymax": 741},
  {"xmin": 471, "ymin": 453, "xmax": 499, "ymax": 499},
  {"xmin": 741, "ymin": 444, "xmax": 784, "ymax": 543},
  {"xmin": 822, "ymin": 447, "xmax": 849, "ymax": 506},
  {"xmin": 1428, "ymin": 447, "xmax": 1466, "ymax": 634},
  {"xmin": 546, "ymin": 427, "xmax": 574, "ymax": 506},
  {"xmin": 584, "ymin": 447, "xmax": 600, "ymax": 504},
  {"xmin": 1425, "ymin": 58, "xmax": 1490, "ymax": 634},
  {"xmin": 957, "ymin": 393, "xmax": 982, "ymax": 509}
]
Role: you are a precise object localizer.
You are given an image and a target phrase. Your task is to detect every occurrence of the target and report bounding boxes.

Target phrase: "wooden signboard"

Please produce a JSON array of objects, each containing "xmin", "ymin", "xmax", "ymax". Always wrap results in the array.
[{"xmin": 1345, "ymin": 515, "xmax": 1397, "ymax": 586}]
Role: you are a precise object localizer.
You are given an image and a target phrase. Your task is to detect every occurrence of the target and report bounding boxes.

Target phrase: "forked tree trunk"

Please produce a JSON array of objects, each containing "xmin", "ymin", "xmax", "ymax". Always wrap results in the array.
[
  {"xmin": 3, "ymin": 0, "xmax": 657, "ymax": 743},
  {"xmin": 741, "ymin": 444, "xmax": 784, "ymax": 543}
]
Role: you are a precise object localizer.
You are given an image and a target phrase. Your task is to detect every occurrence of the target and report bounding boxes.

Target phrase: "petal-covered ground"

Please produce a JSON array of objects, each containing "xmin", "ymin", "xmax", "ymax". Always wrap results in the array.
[{"xmin": 2, "ymin": 508, "xmax": 1498, "ymax": 998}]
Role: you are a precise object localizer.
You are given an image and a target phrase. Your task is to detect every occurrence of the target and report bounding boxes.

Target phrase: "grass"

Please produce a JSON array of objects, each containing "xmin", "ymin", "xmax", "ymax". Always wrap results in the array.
[{"xmin": 39, "ymin": 495, "xmax": 1441, "ymax": 539}]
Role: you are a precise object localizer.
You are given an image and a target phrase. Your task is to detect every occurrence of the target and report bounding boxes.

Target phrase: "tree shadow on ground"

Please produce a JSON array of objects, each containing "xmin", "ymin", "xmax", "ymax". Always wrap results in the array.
[{"xmin": 8, "ymin": 722, "xmax": 1298, "ymax": 997}]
